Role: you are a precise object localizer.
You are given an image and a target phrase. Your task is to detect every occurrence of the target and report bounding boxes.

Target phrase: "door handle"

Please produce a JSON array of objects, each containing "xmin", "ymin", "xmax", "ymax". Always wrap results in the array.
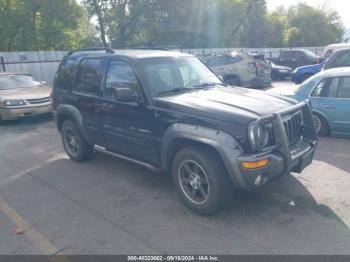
[{"xmin": 324, "ymin": 105, "xmax": 336, "ymax": 110}]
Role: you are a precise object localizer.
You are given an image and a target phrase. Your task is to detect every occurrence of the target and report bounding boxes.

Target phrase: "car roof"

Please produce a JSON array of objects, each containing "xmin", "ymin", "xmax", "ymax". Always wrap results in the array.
[
  {"xmin": 325, "ymin": 43, "xmax": 350, "ymax": 49},
  {"xmin": 69, "ymin": 49, "xmax": 192, "ymax": 60},
  {"xmin": 319, "ymin": 67, "xmax": 350, "ymax": 77},
  {"xmin": 332, "ymin": 47, "xmax": 350, "ymax": 54},
  {"xmin": 0, "ymin": 72, "xmax": 31, "ymax": 76}
]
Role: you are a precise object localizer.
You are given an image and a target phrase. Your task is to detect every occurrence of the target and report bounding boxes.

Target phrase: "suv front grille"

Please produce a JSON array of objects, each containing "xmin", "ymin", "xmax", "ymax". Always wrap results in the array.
[
  {"xmin": 26, "ymin": 97, "xmax": 51, "ymax": 104},
  {"xmin": 283, "ymin": 110, "xmax": 303, "ymax": 146}
]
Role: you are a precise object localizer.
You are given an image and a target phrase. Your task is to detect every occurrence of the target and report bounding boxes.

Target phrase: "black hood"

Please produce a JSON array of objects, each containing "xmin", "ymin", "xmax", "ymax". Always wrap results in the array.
[{"xmin": 154, "ymin": 87, "xmax": 297, "ymax": 126}]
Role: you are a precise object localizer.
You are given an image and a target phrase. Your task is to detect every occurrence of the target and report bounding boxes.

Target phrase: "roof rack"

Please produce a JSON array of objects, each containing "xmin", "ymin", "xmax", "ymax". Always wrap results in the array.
[
  {"xmin": 129, "ymin": 47, "xmax": 170, "ymax": 51},
  {"xmin": 66, "ymin": 47, "xmax": 115, "ymax": 56}
]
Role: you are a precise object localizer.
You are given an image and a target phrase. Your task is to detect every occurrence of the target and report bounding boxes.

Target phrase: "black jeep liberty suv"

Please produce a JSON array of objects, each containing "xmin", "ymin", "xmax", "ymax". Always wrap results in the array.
[{"xmin": 53, "ymin": 48, "xmax": 317, "ymax": 215}]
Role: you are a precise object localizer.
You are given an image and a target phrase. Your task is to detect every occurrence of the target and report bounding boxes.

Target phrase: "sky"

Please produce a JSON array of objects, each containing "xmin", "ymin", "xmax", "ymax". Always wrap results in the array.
[{"xmin": 267, "ymin": 0, "xmax": 350, "ymax": 28}]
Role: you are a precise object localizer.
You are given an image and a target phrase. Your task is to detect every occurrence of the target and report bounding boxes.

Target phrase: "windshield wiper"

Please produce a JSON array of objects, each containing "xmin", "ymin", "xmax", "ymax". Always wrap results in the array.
[
  {"xmin": 193, "ymin": 82, "xmax": 226, "ymax": 88},
  {"xmin": 158, "ymin": 87, "xmax": 204, "ymax": 95}
]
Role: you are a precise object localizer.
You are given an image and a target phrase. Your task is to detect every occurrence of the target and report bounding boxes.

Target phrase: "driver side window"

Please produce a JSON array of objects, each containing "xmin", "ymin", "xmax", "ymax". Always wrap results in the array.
[{"xmin": 105, "ymin": 60, "xmax": 140, "ymax": 99}]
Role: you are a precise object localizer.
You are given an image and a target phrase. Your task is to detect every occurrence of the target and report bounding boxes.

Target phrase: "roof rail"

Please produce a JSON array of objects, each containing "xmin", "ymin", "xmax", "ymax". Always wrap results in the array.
[
  {"xmin": 130, "ymin": 47, "xmax": 170, "ymax": 51},
  {"xmin": 66, "ymin": 47, "xmax": 115, "ymax": 56}
]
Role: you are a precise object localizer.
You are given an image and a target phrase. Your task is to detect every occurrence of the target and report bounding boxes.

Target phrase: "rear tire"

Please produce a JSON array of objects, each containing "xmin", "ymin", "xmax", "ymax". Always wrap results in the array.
[
  {"xmin": 312, "ymin": 114, "xmax": 329, "ymax": 136},
  {"xmin": 172, "ymin": 146, "xmax": 233, "ymax": 215},
  {"xmin": 61, "ymin": 120, "xmax": 93, "ymax": 162}
]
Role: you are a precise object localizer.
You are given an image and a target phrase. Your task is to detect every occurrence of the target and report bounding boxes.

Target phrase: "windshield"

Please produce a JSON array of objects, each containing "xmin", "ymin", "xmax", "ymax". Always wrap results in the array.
[
  {"xmin": 140, "ymin": 56, "xmax": 222, "ymax": 97},
  {"xmin": 0, "ymin": 74, "xmax": 41, "ymax": 90},
  {"xmin": 295, "ymin": 74, "xmax": 322, "ymax": 95},
  {"xmin": 304, "ymin": 50, "xmax": 317, "ymax": 58}
]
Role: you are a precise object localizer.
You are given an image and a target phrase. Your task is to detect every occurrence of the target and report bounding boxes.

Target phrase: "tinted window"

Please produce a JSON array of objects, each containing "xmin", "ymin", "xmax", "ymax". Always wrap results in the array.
[
  {"xmin": 105, "ymin": 60, "xmax": 140, "ymax": 98},
  {"xmin": 280, "ymin": 51, "xmax": 293, "ymax": 60},
  {"xmin": 295, "ymin": 51, "xmax": 306, "ymax": 61},
  {"xmin": 339, "ymin": 77, "xmax": 350, "ymax": 98},
  {"xmin": 0, "ymin": 74, "xmax": 41, "ymax": 90},
  {"xmin": 334, "ymin": 52, "xmax": 350, "ymax": 67},
  {"xmin": 55, "ymin": 58, "xmax": 78, "ymax": 90},
  {"xmin": 74, "ymin": 59, "xmax": 103, "ymax": 94}
]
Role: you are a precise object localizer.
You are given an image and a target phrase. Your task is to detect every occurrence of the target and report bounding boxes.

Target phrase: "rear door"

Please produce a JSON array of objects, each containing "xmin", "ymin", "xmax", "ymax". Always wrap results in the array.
[{"xmin": 71, "ymin": 58, "xmax": 104, "ymax": 145}]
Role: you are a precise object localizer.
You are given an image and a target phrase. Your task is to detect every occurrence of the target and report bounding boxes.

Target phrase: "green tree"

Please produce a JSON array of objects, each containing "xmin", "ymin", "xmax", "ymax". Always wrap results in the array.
[
  {"xmin": 0, "ymin": 0, "xmax": 98, "ymax": 51},
  {"xmin": 285, "ymin": 3, "xmax": 344, "ymax": 47}
]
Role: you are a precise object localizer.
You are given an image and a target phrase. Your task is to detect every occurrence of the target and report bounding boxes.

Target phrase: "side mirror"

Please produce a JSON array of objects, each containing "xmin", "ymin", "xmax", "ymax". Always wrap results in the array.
[{"xmin": 114, "ymin": 86, "xmax": 140, "ymax": 103}]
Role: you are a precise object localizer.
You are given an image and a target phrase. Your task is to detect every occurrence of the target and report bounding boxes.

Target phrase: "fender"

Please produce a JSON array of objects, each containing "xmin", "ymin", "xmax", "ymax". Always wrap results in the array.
[
  {"xmin": 161, "ymin": 123, "xmax": 247, "ymax": 188},
  {"xmin": 54, "ymin": 104, "xmax": 93, "ymax": 145},
  {"xmin": 312, "ymin": 109, "xmax": 332, "ymax": 134}
]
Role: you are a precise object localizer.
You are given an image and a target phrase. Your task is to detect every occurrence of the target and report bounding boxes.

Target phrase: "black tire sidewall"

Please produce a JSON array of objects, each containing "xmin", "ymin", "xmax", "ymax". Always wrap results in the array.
[
  {"xmin": 61, "ymin": 120, "xmax": 92, "ymax": 162},
  {"xmin": 313, "ymin": 114, "xmax": 329, "ymax": 136},
  {"xmin": 172, "ymin": 147, "xmax": 232, "ymax": 215}
]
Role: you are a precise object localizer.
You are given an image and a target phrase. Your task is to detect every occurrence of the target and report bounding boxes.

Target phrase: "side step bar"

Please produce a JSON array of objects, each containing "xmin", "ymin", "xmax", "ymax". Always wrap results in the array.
[{"xmin": 93, "ymin": 145, "xmax": 162, "ymax": 172}]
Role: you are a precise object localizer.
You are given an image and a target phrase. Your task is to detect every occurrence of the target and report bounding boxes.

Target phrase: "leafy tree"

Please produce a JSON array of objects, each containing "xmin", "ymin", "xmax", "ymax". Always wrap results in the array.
[
  {"xmin": 0, "ymin": 0, "xmax": 98, "ymax": 51},
  {"xmin": 285, "ymin": 4, "xmax": 344, "ymax": 47}
]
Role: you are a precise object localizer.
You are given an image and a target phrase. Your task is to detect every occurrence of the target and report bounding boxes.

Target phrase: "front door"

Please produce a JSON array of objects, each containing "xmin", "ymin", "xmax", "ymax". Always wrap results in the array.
[{"xmin": 100, "ymin": 59, "xmax": 158, "ymax": 164}]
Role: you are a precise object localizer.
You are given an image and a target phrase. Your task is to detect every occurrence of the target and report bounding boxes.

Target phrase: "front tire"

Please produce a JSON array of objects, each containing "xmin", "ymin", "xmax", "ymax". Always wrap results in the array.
[
  {"xmin": 61, "ymin": 120, "xmax": 93, "ymax": 162},
  {"xmin": 172, "ymin": 146, "xmax": 233, "ymax": 215},
  {"xmin": 312, "ymin": 114, "xmax": 329, "ymax": 136}
]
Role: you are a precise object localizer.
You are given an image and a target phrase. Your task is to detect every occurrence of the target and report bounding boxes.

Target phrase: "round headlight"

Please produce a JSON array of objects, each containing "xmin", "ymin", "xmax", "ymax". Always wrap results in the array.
[{"xmin": 248, "ymin": 122, "xmax": 270, "ymax": 151}]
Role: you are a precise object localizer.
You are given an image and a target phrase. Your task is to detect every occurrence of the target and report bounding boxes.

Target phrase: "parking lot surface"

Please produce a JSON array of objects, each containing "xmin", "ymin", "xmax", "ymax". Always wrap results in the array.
[{"xmin": 0, "ymin": 82, "xmax": 350, "ymax": 255}]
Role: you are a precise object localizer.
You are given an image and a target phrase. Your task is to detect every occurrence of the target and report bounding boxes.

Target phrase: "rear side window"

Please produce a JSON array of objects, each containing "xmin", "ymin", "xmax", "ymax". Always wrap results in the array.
[
  {"xmin": 74, "ymin": 58, "xmax": 103, "ymax": 95},
  {"xmin": 54, "ymin": 58, "xmax": 78, "ymax": 91},
  {"xmin": 325, "ymin": 77, "xmax": 340, "ymax": 98},
  {"xmin": 339, "ymin": 77, "xmax": 350, "ymax": 98}
]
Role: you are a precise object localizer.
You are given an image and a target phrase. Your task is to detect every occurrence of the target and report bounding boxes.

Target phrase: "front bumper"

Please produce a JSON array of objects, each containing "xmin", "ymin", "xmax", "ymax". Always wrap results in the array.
[
  {"xmin": 238, "ymin": 141, "xmax": 315, "ymax": 189},
  {"xmin": 0, "ymin": 104, "xmax": 52, "ymax": 120},
  {"xmin": 234, "ymin": 101, "xmax": 318, "ymax": 190}
]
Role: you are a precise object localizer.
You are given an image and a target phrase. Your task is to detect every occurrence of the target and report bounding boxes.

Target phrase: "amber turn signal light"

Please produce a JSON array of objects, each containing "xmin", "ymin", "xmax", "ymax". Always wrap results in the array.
[{"xmin": 241, "ymin": 159, "xmax": 270, "ymax": 169}]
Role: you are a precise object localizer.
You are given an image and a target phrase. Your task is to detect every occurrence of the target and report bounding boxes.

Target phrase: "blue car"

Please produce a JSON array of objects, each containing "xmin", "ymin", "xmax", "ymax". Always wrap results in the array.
[
  {"xmin": 291, "ymin": 62, "xmax": 324, "ymax": 84},
  {"xmin": 289, "ymin": 68, "xmax": 350, "ymax": 137}
]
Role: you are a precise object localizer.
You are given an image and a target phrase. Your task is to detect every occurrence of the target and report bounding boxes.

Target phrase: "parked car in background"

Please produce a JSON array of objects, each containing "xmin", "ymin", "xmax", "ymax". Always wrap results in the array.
[
  {"xmin": 323, "ymin": 48, "xmax": 350, "ymax": 70},
  {"xmin": 287, "ymin": 68, "xmax": 350, "ymax": 137},
  {"xmin": 0, "ymin": 73, "xmax": 52, "ymax": 122},
  {"xmin": 269, "ymin": 61, "xmax": 292, "ymax": 80},
  {"xmin": 205, "ymin": 52, "xmax": 271, "ymax": 88},
  {"xmin": 272, "ymin": 49, "xmax": 319, "ymax": 69},
  {"xmin": 291, "ymin": 62, "xmax": 324, "ymax": 84},
  {"xmin": 321, "ymin": 43, "xmax": 350, "ymax": 60},
  {"xmin": 53, "ymin": 48, "xmax": 317, "ymax": 215},
  {"xmin": 292, "ymin": 48, "xmax": 350, "ymax": 84}
]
